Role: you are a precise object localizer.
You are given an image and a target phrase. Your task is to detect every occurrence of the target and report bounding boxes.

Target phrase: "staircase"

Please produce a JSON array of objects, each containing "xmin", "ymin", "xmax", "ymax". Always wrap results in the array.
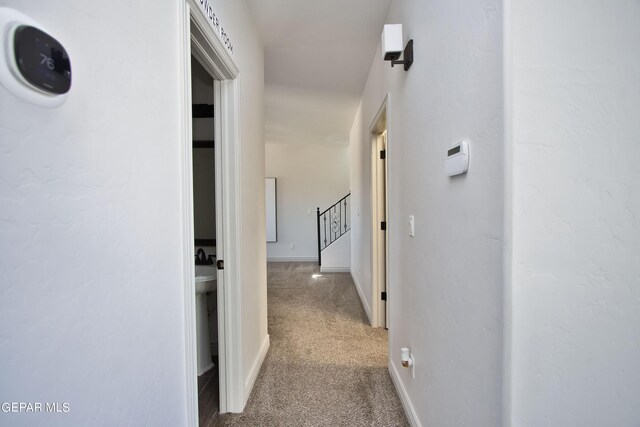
[{"xmin": 316, "ymin": 193, "xmax": 351, "ymax": 266}]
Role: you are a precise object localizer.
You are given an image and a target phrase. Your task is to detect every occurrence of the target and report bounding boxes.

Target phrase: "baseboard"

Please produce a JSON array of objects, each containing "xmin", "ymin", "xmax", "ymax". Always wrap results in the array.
[
  {"xmin": 197, "ymin": 362, "xmax": 214, "ymax": 377},
  {"xmin": 389, "ymin": 362, "xmax": 422, "ymax": 427},
  {"xmin": 244, "ymin": 334, "xmax": 270, "ymax": 405},
  {"xmin": 351, "ymin": 272, "xmax": 372, "ymax": 325},
  {"xmin": 267, "ymin": 256, "xmax": 317, "ymax": 262},
  {"xmin": 320, "ymin": 266, "xmax": 350, "ymax": 273}
]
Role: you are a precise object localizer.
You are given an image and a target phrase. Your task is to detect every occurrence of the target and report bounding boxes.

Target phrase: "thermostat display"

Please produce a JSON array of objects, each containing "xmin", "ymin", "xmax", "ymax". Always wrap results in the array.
[
  {"xmin": 446, "ymin": 141, "xmax": 469, "ymax": 177},
  {"xmin": 0, "ymin": 7, "xmax": 72, "ymax": 108},
  {"xmin": 14, "ymin": 25, "xmax": 71, "ymax": 95}
]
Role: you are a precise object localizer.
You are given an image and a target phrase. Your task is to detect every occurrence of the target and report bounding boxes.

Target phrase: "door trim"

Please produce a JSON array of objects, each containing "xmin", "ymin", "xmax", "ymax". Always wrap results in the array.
[
  {"xmin": 369, "ymin": 95, "xmax": 390, "ymax": 329},
  {"xmin": 179, "ymin": 2, "xmax": 244, "ymax": 424}
]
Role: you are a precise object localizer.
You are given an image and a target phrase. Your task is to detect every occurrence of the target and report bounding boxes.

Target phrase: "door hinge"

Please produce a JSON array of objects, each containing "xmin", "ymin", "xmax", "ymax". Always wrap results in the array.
[
  {"xmin": 380, "ymin": 221, "xmax": 387, "ymax": 231},
  {"xmin": 381, "ymin": 292, "xmax": 387, "ymax": 301},
  {"xmin": 380, "ymin": 150, "xmax": 386, "ymax": 160},
  {"xmin": 216, "ymin": 259, "xmax": 224, "ymax": 270}
]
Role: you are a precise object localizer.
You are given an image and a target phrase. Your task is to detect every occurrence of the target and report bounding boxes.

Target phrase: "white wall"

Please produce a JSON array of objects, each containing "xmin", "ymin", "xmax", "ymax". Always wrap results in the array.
[
  {"xmin": 508, "ymin": 1, "xmax": 640, "ymax": 425},
  {"xmin": 319, "ymin": 230, "xmax": 351, "ymax": 272},
  {"xmin": 350, "ymin": 0, "xmax": 504, "ymax": 425},
  {"xmin": 211, "ymin": 1, "xmax": 269, "ymax": 402},
  {"xmin": 0, "ymin": 0, "xmax": 266, "ymax": 424},
  {"xmin": 265, "ymin": 143, "xmax": 350, "ymax": 263},
  {"xmin": 349, "ymin": 58, "xmax": 383, "ymax": 317}
]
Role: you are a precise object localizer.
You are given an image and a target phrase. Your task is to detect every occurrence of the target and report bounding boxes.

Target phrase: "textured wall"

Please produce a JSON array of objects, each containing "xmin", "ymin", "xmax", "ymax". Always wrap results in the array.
[
  {"xmin": 265, "ymin": 143, "xmax": 350, "ymax": 262},
  {"xmin": 0, "ymin": 0, "xmax": 266, "ymax": 424},
  {"xmin": 350, "ymin": 0, "xmax": 504, "ymax": 425},
  {"xmin": 0, "ymin": 1, "xmax": 187, "ymax": 425},
  {"xmin": 349, "ymin": 60, "xmax": 383, "ymax": 318},
  {"xmin": 209, "ymin": 0, "xmax": 268, "ymax": 403},
  {"xmin": 508, "ymin": 1, "xmax": 640, "ymax": 425}
]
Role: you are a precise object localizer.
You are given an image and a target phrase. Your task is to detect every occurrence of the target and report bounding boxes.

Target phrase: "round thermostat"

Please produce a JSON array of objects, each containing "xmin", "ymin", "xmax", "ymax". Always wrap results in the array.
[{"xmin": 0, "ymin": 7, "xmax": 72, "ymax": 108}]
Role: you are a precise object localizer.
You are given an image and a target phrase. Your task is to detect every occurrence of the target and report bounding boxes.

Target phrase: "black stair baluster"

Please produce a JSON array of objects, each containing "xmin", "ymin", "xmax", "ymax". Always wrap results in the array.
[
  {"xmin": 316, "ymin": 193, "xmax": 351, "ymax": 253},
  {"xmin": 339, "ymin": 199, "xmax": 342, "ymax": 238},
  {"xmin": 333, "ymin": 205, "xmax": 337, "ymax": 243},
  {"xmin": 323, "ymin": 214, "xmax": 327, "ymax": 247},
  {"xmin": 344, "ymin": 198, "xmax": 348, "ymax": 231},
  {"xmin": 317, "ymin": 207, "xmax": 321, "ymax": 266}
]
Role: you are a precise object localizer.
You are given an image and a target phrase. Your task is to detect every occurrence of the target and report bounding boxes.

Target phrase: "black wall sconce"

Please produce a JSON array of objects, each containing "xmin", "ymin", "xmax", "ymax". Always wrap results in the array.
[{"xmin": 382, "ymin": 24, "xmax": 414, "ymax": 71}]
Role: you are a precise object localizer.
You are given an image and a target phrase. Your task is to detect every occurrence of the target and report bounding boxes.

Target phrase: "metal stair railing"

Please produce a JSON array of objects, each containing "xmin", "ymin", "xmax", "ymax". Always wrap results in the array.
[{"xmin": 316, "ymin": 193, "xmax": 351, "ymax": 266}]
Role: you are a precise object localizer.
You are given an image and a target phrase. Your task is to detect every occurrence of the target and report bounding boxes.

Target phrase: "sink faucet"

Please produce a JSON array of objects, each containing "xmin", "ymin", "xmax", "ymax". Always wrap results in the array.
[{"xmin": 195, "ymin": 248, "xmax": 207, "ymax": 265}]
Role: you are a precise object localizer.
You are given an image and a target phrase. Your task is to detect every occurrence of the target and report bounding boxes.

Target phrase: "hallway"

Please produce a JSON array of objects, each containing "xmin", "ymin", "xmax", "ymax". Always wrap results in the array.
[{"xmin": 218, "ymin": 263, "xmax": 408, "ymax": 426}]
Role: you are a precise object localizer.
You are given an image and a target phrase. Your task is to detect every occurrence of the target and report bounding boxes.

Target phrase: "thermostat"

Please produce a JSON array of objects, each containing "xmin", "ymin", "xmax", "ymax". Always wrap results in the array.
[
  {"xmin": 446, "ymin": 141, "xmax": 469, "ymax": 177},
  {"xmin": 0, "ymin": 8, "xmax": 71, "ymax": 108}
]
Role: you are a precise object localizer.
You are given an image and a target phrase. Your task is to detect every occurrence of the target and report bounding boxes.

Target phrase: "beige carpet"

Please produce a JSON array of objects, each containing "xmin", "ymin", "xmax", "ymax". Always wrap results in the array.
[{"xmin": 217, "ymin": 262, "xmax": 409, "ymax": 427}]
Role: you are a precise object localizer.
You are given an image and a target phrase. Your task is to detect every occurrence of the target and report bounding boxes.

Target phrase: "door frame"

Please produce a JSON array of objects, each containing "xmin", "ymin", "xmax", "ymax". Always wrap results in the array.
[
  {"xmin": 179, "ymin": 2, "xmax": 245, "ymax": 425},
  {"xmin": 370, "ymin": 95, "xmax": 390, "ymax": 329}
]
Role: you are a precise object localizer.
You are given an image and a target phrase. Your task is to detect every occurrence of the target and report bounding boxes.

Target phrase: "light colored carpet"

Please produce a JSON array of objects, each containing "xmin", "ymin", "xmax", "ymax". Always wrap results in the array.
[{"xmin": 217, "ymin": 262, "xmax": 409, "ymax": 426}]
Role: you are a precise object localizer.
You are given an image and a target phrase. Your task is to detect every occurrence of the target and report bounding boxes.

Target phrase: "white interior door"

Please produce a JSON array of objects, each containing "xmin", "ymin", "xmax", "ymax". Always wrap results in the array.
[
  {"xmin": 187, "ymin": 0, "xmax": 246, "ymax": 414},
  {"xmin": 212, "ymin": 79, "xmax": 227, "ymax": 411},
  {"xmin": 376, "ymin": 131, "xmax": 388, "ymax": 328}
]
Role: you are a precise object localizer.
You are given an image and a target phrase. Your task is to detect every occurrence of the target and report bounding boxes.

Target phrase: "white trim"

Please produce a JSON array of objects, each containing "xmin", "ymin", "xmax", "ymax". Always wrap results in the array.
[
  {"xmin": 369, "ymin": 94, "xmax": 390, "ymax": 329},
  {"xmin": 351, "ymin": 272, "xmax": 372, "ymax": 325},
  {"xmin": 502, "ymin": 1, "xmax": 514, "ymax": 426},
  {"xmin": 212, "ymin": 79, "xmax": 229, "ymax": 414},
  {"xmin": 389, "ymin": 362, "xmax": 422, "ymax": 427},
  {"xmin": 320, "ymin": 266, "xmax": 351, "ymax": 273},
  {"xmin": 267, "ymin": 257, "xmax": 318, "ymax": 263},
  {"xmin": 189, "ymin": 0, "xmax": 239, "ymax": 77},
  {"xmin": 220, "ymin": 77, "xmax": 245, "ymax": 413},
  {"xmin": 179, "ymin": 4, "xmax": 199, "ymax": 427},
  {"xmin": 244, "ymin": 334, "xmax": 270, "ymax": 405},
  {"xmin": 182, "ymin": 0, "xmax": 245, "ymax": 419}
]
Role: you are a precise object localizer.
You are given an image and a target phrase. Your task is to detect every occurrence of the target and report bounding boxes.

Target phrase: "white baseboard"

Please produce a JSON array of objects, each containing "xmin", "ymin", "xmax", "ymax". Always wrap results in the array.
[
  {"xmin": 320, "ymin": 266, "xmax": 350, "ymax": 273},
  {"xmin": 389, "ymin": 362, "xmax": 422, "ymax": 427},
  {"xmin": 267, "ymin": 256, "xmax": 317, "ymax": 262},
  {"xmin": 197, "ymin": 362, "xmax": 214, "ymax": 377},
  {"xmin": 244, "ymin": 334, "xmax": 270, "ymax": 405},
  {"xmin": 351, "ymin": 272, "xmax": 372, "ymax": 325}
]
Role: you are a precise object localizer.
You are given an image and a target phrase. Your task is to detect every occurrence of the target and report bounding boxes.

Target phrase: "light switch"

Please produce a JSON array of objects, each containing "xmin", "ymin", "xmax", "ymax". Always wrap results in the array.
[{"xmin": 409, "ymin": 215, "xmax": 415, "ymax": 237}]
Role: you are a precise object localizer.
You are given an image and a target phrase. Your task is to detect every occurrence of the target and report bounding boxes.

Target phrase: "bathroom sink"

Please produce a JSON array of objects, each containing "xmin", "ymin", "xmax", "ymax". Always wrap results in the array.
[
  {"xmin": 195, "ymin": 265, "xmax": 216, "ymax": 375},
  {"xmin": 195, "ymin": 265, "xmax": 217, "ymax": 294}
]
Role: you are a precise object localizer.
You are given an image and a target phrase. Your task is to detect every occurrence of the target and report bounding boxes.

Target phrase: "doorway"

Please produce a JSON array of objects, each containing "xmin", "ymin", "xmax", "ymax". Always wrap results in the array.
[
  {"xmin": 371, "ymin": 97, "xmax": 389, "ymax": 329},
  {"xmin": 180, "ymin": 2, "xmax": 245, "ymax": 426},
  {"xmin": 191, "ymin": 55, "xmax": 220, "ymax": 426}
]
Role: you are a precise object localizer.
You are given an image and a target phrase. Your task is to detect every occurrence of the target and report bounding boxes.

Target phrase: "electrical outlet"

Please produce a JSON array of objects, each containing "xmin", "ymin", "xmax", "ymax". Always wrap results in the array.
[{"xmin": 289, "ymin": 243, "xmax": 295, "ymax": 250}]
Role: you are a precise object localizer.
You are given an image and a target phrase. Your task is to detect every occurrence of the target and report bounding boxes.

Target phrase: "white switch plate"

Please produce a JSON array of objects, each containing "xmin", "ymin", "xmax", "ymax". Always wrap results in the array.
[{"xmin": 409, "ymin": 215, "xmax": 415, "ymax": 237}]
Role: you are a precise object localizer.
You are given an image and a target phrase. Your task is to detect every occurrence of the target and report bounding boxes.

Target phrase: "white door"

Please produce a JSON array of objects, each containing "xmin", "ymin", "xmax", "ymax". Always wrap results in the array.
[
  {"xmin": 376, "ymin": 131, "xmax": 388, "ymax": 328},
  {"xmin": 212, "ymin": 79, "xmax": 227, "ymax": 411}
]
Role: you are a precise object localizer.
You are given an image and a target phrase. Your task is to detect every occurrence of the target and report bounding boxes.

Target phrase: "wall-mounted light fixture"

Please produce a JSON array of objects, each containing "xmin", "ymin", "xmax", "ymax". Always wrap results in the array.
[{"xmin": 382, "ymin": 24, "xmax": 413, "ymax": 71}]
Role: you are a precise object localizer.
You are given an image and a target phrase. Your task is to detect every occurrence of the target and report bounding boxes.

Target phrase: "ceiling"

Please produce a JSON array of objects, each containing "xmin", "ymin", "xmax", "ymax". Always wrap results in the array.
[{"xmin": 246, "ymin": 0, "xmax": 391, "ymax": 145}]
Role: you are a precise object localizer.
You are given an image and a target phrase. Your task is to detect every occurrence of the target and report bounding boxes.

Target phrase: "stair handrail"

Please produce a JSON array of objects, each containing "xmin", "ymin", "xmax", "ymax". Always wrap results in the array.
[{"xmin": 316, "ymin": 192, "xmax": 351, "ymax": 266}]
